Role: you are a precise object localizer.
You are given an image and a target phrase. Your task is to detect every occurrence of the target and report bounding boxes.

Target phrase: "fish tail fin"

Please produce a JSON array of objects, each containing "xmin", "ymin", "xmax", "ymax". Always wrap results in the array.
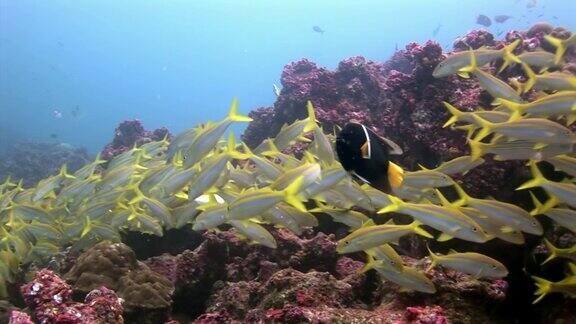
[
  {"xmin": 532, "ymin": 276, "xmax": 552, "ymax": 304},
  {"xmin": 260, "ymin": 139, "xmax": 281, "ymax": 157},
  {"xmin": 426, "ymin": 244, "xmax": 438, "ymax": 271},
  {"xmin": 411, "ymin": 220, "xmax": 433, "ymax": 239},
  {"xmin": 528, "ymin": 192, "xmax": 543, "ymax": 216},
  {"xmin": 499, "ymin": 39, "xmax": 522, "ymax": 72},
  {"xmin": 517, "ymin": 161, "xmax": 547, "ymax": 190},
  {"xmin": 388, "ymin": 162, "xmax": 405, "ymax": 189},
  {"xmin": 377, "ymin": 195, "xmax": 402, "ymax": 214},
  {"xmin": 453, "ymin": 182, "xmax": 471, "ymax": 204},
  {"xmin": 361, "ymin": 254, "xmax": 377, "ymax": 273},
  {"xmin": 128, "ymin": 184, "xmax": 147, "ymax": 205},
  {"xmin": 225, "ymin": 132, "xmax": 250, "ymax": 160},
  {"xmin": 521, "ymin": 63, "xmax": 537, "ymax": 93},
  {"xmin": 284, "ymin": 176, "xmax": 307, "ymax": 212},
  {"xmin": 509, "ymin": 78, "xmax": 525, "ymax": 95},
  {"xmin": 459, "ymin": 50, "xmax": 478, "ymax": 75},
  {"xmin": 442, "ymin": 102, "xmax": 464, "ymax": 128},
  {"xmin": 227, "ymin": 98, "xmax": 253, "ymax": 122},
  {"xmin": 544, "ymin": 35, "xmax": 566, "ymax": 65},
  {"xmin": 434, "ymin": 189, "xmax": 452, "ymax": 207},
  {"xmin": 542, "ymin": 239, "xmax": 558, "ymax": 265},
  {"xmin": 304, "ymin": 100, "xmax": 318, "ymax": 133},
  {"xmin": 59, "ymin": 164, "xmax": 76, "ymax": 179},
  {"xmin": 494, "ymin": 98, "xmax": 526, "ymax": 120},
  {"xmin": 468, "ymin": 138, "xmax": 486, "ymax": 161},
  {"xmin": 470, "ymin": 114, "xmax": 494, "ymax": 141},
  {"xmin": 80, "ymin": 216, "xmax": 93, "ymax": 238}
]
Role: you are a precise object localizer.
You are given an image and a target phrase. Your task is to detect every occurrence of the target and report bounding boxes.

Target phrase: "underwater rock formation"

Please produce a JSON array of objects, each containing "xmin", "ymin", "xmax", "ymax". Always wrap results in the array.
[
  {"xmin": 101, "ymin": 119, "xmax": 170, "ymax": 160},
  {"xmin": 2, "ymin": 23, "xmax": 575, "ymax": 324},
  {"xmin": 242, "ymin": 38, "xmax": 533, "ymax": 198},
  {"xmin": 64, "ymin": 242, "xmax": 174, "ymax": 323},
  {"xmin": 0, "ymin": 142, "xmax": 90, "ymax": 187},
  {"xmin": 19, "ymin": 269, "xmax": 123, "ymax": 323}
]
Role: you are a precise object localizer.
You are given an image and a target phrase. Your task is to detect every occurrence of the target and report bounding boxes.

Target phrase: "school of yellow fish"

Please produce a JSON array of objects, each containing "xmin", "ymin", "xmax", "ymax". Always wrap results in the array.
[{"xmin": 0, "ymin": 35, "xmax": 575, "ymax": 303}]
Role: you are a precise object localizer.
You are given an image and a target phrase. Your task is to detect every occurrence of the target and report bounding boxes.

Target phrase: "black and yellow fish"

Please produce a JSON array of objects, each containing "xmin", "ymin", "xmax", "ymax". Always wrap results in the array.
[{"xmin": 335, "ymin": 122, "xmax": 404, "ymax": 193}]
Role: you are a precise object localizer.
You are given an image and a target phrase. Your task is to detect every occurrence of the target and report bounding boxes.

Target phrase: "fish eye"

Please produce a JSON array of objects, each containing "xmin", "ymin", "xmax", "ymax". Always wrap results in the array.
[
  {"xmin": 344, "ymin": 241, "xmax": 350, "ymax": 245},
  {"xmin": 472, "ymin": 227, "xmax": 478, "ymax": 232},
  {"xmin": 491, "ymin": 265, "xmax": 497, "ymax": 269}
]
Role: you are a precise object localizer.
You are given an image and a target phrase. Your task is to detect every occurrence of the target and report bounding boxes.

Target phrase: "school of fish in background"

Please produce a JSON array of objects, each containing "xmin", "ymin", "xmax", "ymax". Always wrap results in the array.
[{"xmin": 1, "ymin": 33, "xmax": 575, "ymax": 305}]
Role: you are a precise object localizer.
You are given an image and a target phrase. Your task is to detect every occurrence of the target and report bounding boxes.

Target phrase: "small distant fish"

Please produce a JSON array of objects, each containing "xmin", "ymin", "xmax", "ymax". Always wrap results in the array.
[
  {"xmin": 432, "ymin": 24, "xmax": 442, "ymax": 37},
  {"xmin": 49, "ymin": 133, "xmax": 58, "ymax": 139},
  {"xmin": 494, "ymin": 15, "xmax": 512, "ymax": 23},
  {"xmin": 71, "ymin": 105, "xmax": 81, "ymax": 118},
  {"xmin": 476, "ymin": 14, "xmax": 492, "ymax": 27},
  {"xmin": 312, "ymin": 26, "xmax": 324, "ymax": 34},
  {"xmin": 537, "ymin": 14, "xmax": 544, "ymax": 18},
  {"xmin": 553, "ymin": 15, "xmax": 558, "ymax": 20},
  {"xmin": 336, "ymin": 122, "xmax": 404, "ymax": 193},
  {"xmin": 273, "ymin": 83, "xmax": 281, "ymax": 97},
  {"xmin": 527, "ymin": 0, "xmax": 537, "ymax": 9},
  {"xmin": 57, "ymin": 41, "xmax": 64, "ymax": 47},
  {"xmin": 52, "ymin": 109, "xmax": 62, "ymax": 119}
]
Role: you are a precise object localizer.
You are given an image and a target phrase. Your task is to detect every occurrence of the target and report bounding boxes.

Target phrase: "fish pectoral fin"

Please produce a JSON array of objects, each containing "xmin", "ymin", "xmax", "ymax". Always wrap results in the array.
[
  {"xmin": 534, "ymin": 143, "xmax": 548, "ymax": 150},
  {"xmin": 457, "ymin": 72, "xmax": 470, "ymax": 79},
  {"xmin": 500, "ymin": 226, "xmax": 516, "ymax": 233},
  {"xmin": 437, "ymin": 233, "xmax": 453, "ymax": 242},
  {"xmin": 360, "ymin": 141, "xmax": 370, "ymax": 159},
  {"xmin": 377, "ymin": 135, "xmax": 404, "ymax": 155}
]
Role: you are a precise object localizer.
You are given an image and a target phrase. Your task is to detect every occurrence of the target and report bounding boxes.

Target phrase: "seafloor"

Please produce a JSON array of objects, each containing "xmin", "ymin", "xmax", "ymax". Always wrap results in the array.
[{"xmin": 1, "ymin": 23, "xmax": 575, "ymax": 323}]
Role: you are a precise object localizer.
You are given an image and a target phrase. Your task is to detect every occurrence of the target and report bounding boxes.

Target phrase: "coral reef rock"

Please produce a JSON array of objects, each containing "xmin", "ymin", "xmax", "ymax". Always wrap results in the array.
[
  {"xmin": 0, "ymin": 142, "xmax": 90, "ymax": 187},
  {"xmin": 101, "ymin": 119, "xmax": 170, "ymax": 160}
]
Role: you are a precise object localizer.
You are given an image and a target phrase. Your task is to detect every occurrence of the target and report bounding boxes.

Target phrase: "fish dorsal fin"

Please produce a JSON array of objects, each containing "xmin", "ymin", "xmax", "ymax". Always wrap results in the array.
[
  {"xmin": 361, "ymin": 219, "xmax": 376, "ymax": 227},
  {"xmin": 448, "ymin": 249, "xmax": 458, "ymax": 254},
  {"xmin": 377, "ymin": 135, "xmax": 403, "ymax": 155},
  {"xmin": 437, "ymin": 233, "xmax": 453, "ymax": 242},
  {"xmin": 384, "ymin": 218, "xmax": 396, "ymax": 225}
]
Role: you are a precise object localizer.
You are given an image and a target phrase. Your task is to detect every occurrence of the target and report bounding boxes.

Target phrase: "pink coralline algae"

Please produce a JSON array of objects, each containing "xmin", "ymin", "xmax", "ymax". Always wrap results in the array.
[
  {"xmin": 405, "ymin": 305, "xmax": 447, "ymax": 324},
  {"xmin": 20, "ymin": 269, "xmax": 123, "ymax": 324},
  {"xmin": 242, "ymin": 37, "xmax": 526, "ymax": 197},
  {"xmin": 8, "ymin": 310, "xmax": 34, "ymax": 324},
  {"xmin": 101, "ymin": 119, "xmax": 170, "ymax": 160}
]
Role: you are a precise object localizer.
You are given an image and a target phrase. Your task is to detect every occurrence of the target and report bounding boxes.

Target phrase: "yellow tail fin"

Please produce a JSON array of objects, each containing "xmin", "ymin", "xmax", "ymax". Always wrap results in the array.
[
  {"xmin": 498, "ymin": 39, "xmax": 522, "ymax": 73},
  {"xmin": 442, "ymin": 102, "xmax": 464, "ymax": 128},
  {"xmin": 284, "ymin": 176, "xmax": 306, "ymax": 211},
  {"xmin": 228, "ymin": 98, "xmax": 253, "ymax": 122},
  {"xmin": 516, "ymin": 161, "xmax": 547, "ymax": 190},
  {"xmin": 468, "ymin": 139, "xmax": 486, "ymax": 161},
  {"xmin": 411, "ymin": 221, "xmax": 433, "ymax": 239},
  {"xmin": 520, "ymin": 63, "xmax": 537, "ymax": 93},
  {"xmin": 470, "ymin": 114, "xmax": 494, "ymax": 141},
  {"xmin": 426, "ymin": 244, "xmax": 439, "ymax": 271},
  {"xmin": 544, "ymin": 35, "xmax": 566, "ymax": 65},
  {"xmin": 541, "ymin": 239, "xmax": 558, "ymax": 265},
  {"xmin": 377, "ymin": 195, "xmax": 402, "ymax": 214},
  {"xmin": 304, "ymin": 100, "xmax": 318, "ymax": 133},
  {"xmin": 532, "ymin": 276, "xmax": 552, "ymax": 304},
  {"xmin": 225, "ymin": 132, "xmax": 250, "ymax": 160}
]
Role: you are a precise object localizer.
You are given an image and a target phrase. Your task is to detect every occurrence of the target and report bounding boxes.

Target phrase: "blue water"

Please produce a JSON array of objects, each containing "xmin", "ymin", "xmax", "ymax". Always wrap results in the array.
[{"xmin": 0, "ymin": 0, "xmax": 574, "ymax": 153}]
